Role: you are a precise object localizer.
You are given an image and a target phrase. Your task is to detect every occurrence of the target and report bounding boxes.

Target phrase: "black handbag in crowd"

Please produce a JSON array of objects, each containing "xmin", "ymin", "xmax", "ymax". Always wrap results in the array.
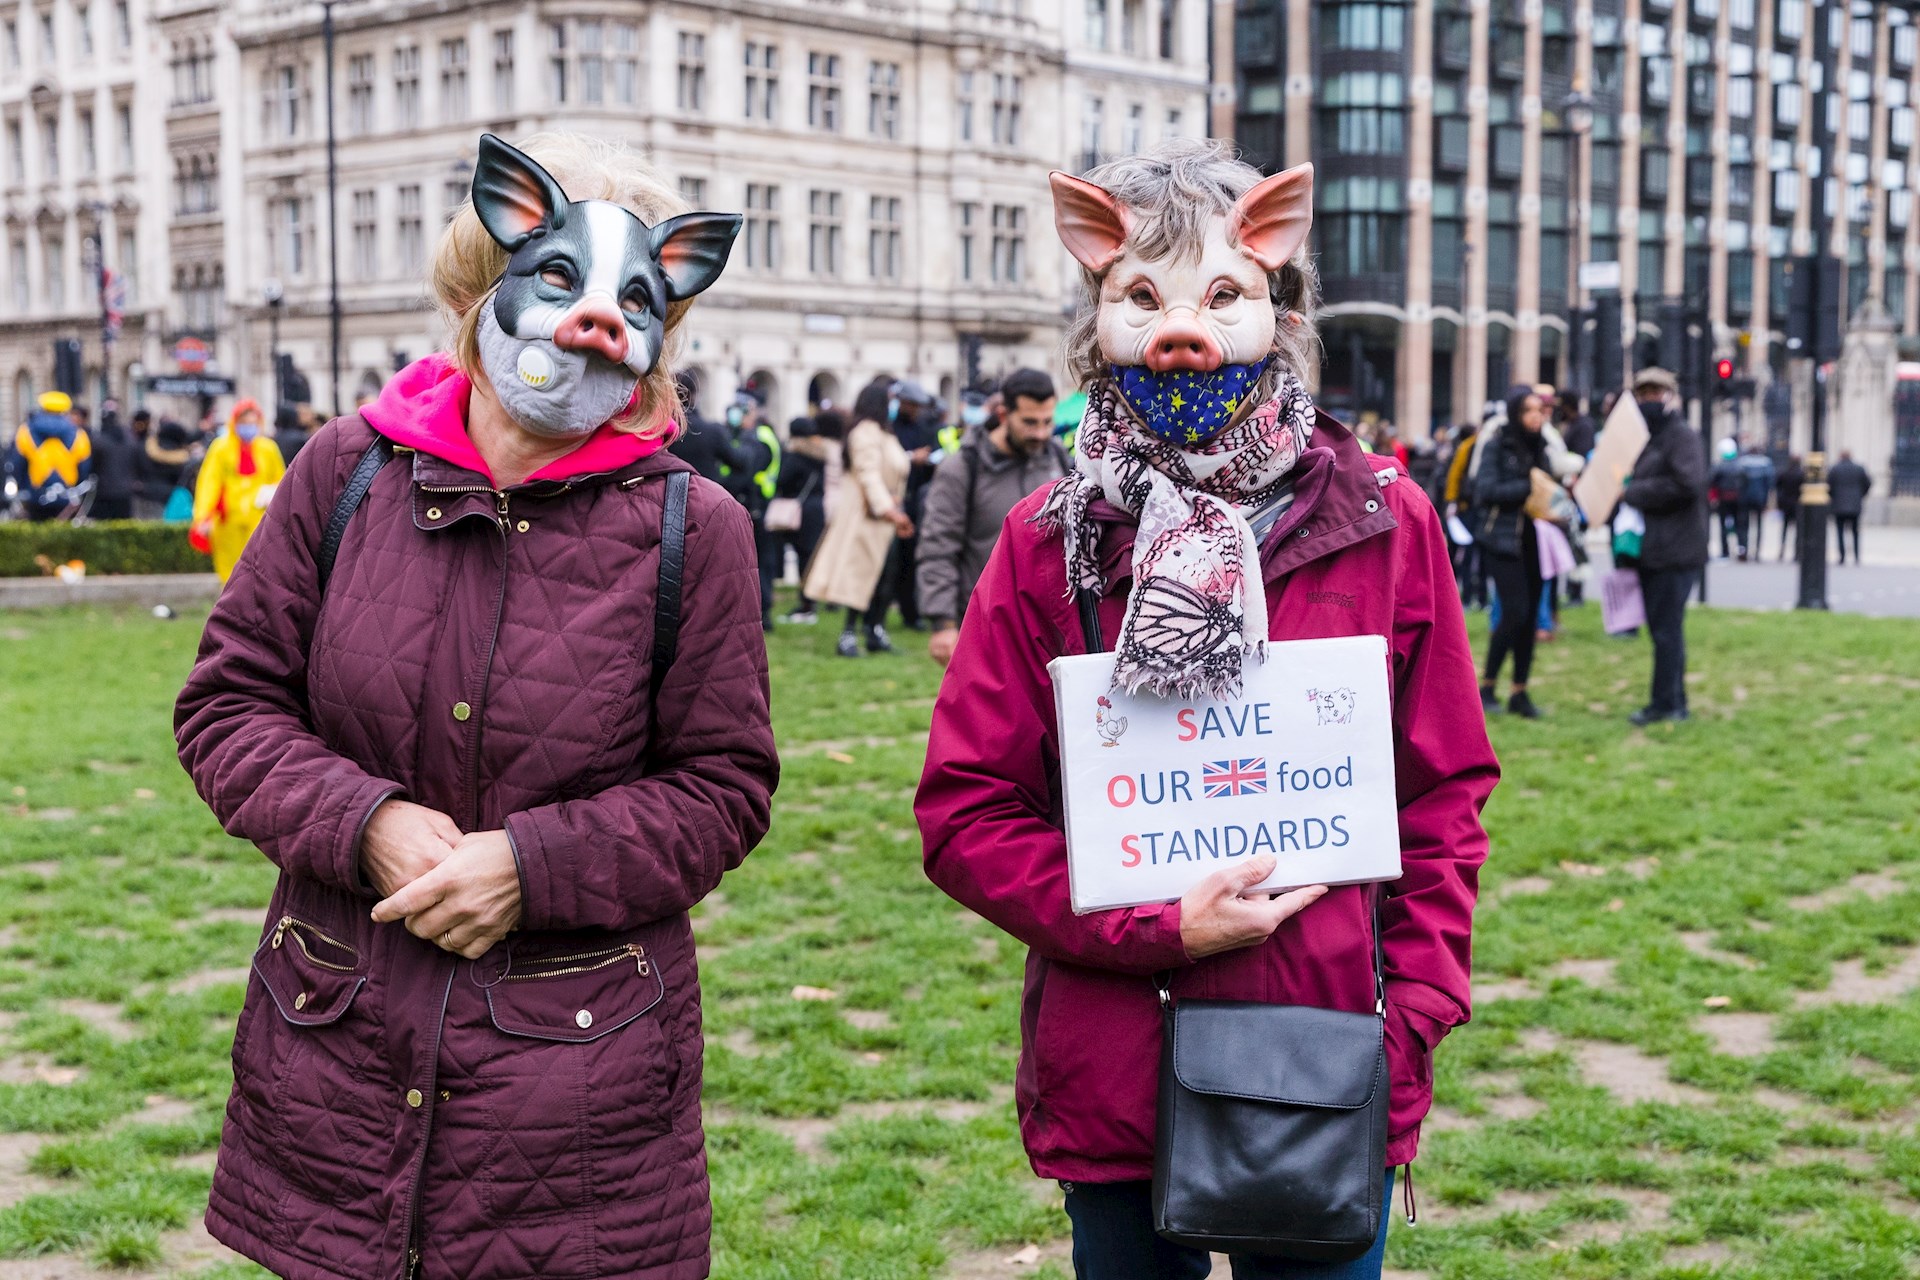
[
  {"xmin": 1072, "ymin": 586, "xmax": 1391, "ymax": 1261},
  {"xmin": 1149, "ymin": 906, "xmax": 1390, "ymax": 1260}
]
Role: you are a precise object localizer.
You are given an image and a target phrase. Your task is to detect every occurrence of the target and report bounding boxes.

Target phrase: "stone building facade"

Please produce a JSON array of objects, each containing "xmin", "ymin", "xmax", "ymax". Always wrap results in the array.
[{"xmin": 0, "ymin": 0, "xmax": 1206, "ymax": 431}]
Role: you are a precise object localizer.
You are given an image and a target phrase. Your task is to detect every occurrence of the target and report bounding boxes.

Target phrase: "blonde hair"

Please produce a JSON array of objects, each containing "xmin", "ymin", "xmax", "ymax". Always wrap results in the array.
[
  {"xmin": 1061, "ymin": 138, "xmax": 1321, "ymax": 399},
  {"xmin": 431, "ymin": 131, "xmax": 694, "ymax": 442}
]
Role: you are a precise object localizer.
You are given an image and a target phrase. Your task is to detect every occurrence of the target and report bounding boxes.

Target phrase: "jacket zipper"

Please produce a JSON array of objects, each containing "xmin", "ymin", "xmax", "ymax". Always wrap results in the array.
[
  {"xmin": 270, "ymin": 915, "xmax": 358, "ymax": 971},
  {"xmin": 505, "ymin": 943, "xmax": 650, "ymax": 981},
  {"xmin": 462, "ymin": 491, "xmax": 511, "ymax": 831}
]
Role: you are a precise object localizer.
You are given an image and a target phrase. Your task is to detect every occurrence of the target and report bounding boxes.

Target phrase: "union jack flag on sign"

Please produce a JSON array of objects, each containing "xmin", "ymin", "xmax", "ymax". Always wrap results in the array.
[{"xmin": 1202, "ymin": 758, "xmax": 1267, "ymax": 799}]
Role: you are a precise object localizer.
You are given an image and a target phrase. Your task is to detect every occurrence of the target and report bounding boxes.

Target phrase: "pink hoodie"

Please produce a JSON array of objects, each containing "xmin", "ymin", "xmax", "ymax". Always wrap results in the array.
[{"xmin": 359, "ymin": 353, "xmax": 669, "ymax": 484}]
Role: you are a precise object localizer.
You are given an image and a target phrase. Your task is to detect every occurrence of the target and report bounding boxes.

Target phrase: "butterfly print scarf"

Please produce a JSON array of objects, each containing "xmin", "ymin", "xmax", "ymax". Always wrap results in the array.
[{"xmin": 1033, "ymin": 370, "xmax": 1315, "ymax": 700}]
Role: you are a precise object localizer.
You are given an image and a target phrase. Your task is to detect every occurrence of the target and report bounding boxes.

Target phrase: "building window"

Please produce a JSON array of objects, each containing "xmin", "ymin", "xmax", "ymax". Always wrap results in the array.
[
  {"xmin": 612, "ymin": 24, "xmax": 638, "ymax": 105},
  {"xmin": 115, "ymin": 228, "xmax": 134, "ymax": 303},
  {"xmin": 745, "ymin": 41, "xmax": 779, "ymax": 122},
  {"xmin": 1643, "ymin": 55, "xmax": 1672, "ymax": 106},
  {"xmin": 1642, "ymin": 146, "xmax": 1669, "ymax": 198},
  {"xmin": 440, "ymin": 38, "xmax": 469, "ymax": 121},
  {"xmin": 269, "ymin": 196, "xmax": 306, "ymax": 277},
  {"xmin": 1166, "ymin": 107, "xmax": 1182, "ymax": 139},
  {"xmin": 74, "ymin": 2, "xmax": 91, "ymax": 59},
  {"xmin": 1159, "ymin": 0, "xmax": 1178, "ymax": 57},
  {"xmin": 397, "ymin": 184, "xmax": 424, "ymax": 271},
  {"xmin": 1897, "ymin": 23, "xmax": 1918, "ymax": 68},
  {"xmin": 1773, "ymin": 172, "xmax": 1800, "ymax": 214},
  {"xmin": 990, "ymin": 203, "xmax": 1026, "ymax": 284},
  {"xmin": 745, "ymin": 182, "xmax": 780, "ymax": 272},
  {"xmin": 38, "ymin": 8, "xmax": 53, "ymax": 63},
  {"xmin": 677, "ymin": 32, "xmax": 706, "ymax": 112},
  {"xmin": 1848, "ymin": 100, "xmax": 1870, "ymax": 143},
  {"xmin": 1319, "ymin": 1, "xmax": 1406, "ymax": 51},
  {"xmin": 8, "ymin": 239, "xmax": 24, "ymax": 310},
  {"xmin": 113, "ymin": 102, "xmax": 130, "ymax": 171},
  {"xmin": 1082, "ymin": 95, "xmax": 1104, "ymax": 168},
  {"xmin": 1729, "ymin": 163, "xmax": 1754, "ymax": 208},
  {"xmin": 868, "ymin": 61, "xmax": 900, "ymax": 139},
  {"xmin": 578, "ymin": 20, "xmax": 604, "ymax": 105},
  {"xmin": 957, "ymin": 70, "xmax": 974, "ymax": 143},
  {"xmin": 352, "ymin": 188, "xmax": 378, "ymax": 279},
  {"xmin": 1894, "ymin": 106, "xmax": 1917, "ymax": 149},
  {"xmin": 808, "ymin": 189, "xmax": 842, "ymax": 277},
  {"xmin": 347, "ymin": 53, "xmax": 374, "ymax": 135},
  {"xmin": 112, "ymin": 0, "xmax": 128, "ymax": 50},
  {"xmin": 807, "ymin": 52, "xmax": 841, "ymax": 131},
  {"xmin": 1778, "ymin": 0, "xmax": 1805, "ymax": 40},
  {"xmin": 958, "ymin": 201, "xmax": 978, "ymax": 282},
  {"xmin": 869, "ymin": 195, "xmax": 902, "ymax": 280},
  {"xmin": 38, "ymin": 112, "xmax": 55, "ymax": 178},
  {"xmin": 1438, "ymin": 13, "xmax": 1472, "ymax": 68},
  {"xmin": 1319, "ymin": 72, "xmax": 1405, "ymax": 156},
  {"xmin": 679, "ymin": 176, "xmax": 706, "ymax": 205},
  {"xmin": 4, "ymin": 118, "xmax": 19, "ymax": 185},
  {"xmin": 268, "ymin": 65, "xmax": 301, "ymax": 139},
  {"xmin": 1431, "ymin": 182, "xmax": 1464, "ymax": 285},
  {"xmin": 548, "ymin": 23, "xmax": 568, "ymax": 105},
  {"xmin": 43, "ymin": 233, "xmax": 62, "ymax": 310},
  {"xmin": 1775, "ymin": 82, "xmax": 1802, "ymax": 126},
  {"xmin": 493, "ymin": 30, "xmax": 514, "ymax": 115},
  {"xmin": 1728, "ymin": 75, "xmax": 1753, "ymax": 119},
  {"xmin": 1492, "ymin": 125, "xmax": 1524, "ymax": 177},
  {"xmin": 1851, "ymin": 16, "xmax": 1873, "ymax": 57},
  {"xmin": 3, "ymin": 21, "xmax": 16, "ymax": 73},
  {"xmin": 1318, "ymin": 175, "xmax": 1404, "ymax": 276},
  {"xmin": 1122, "ymin": 102, "xmax": 1144, "ymax": 154},
  {"xmin": 393, "ymin": 45, "xmax": 420, "ymax": 130},
  {"xmin": 1436, "ymin": 116, "xmax": 1469, "ymax": 170},
  {"xmin": 1086, "ymin": 0, "xmax": 1107, "ymax": 48},
  {"xmin": 78, "ymin": 108, "xmax": 94, "ymax": 174},
  {"xmin": 992, "ymin": 73, "xmax": 1022, "ymax": 147},
  {"xmin": 1591, "ymin": 140, "xmax": 1620, "ymax": 187},
  {"xmin": 443, "ymin": 178, "xmax": 465, "ymax": 223}
]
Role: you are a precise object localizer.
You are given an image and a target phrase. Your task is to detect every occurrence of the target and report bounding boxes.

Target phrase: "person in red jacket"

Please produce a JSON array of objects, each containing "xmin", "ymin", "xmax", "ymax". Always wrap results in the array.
[{"xmin": 916, "ymin": 140, "xmax": 1498, "ymax": 1279}]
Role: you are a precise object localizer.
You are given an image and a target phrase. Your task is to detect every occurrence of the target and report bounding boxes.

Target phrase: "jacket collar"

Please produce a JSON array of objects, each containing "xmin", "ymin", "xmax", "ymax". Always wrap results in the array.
[{"xmin": 1089, "ymin": 410, "xmax": 1397, "ymax": 587}]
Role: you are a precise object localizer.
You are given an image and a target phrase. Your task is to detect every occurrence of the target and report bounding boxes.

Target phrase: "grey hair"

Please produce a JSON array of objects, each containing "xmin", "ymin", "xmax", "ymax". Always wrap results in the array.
[{"xmin": 1060, "ymin": 138, "xmax": 1321, "ymax": 398}]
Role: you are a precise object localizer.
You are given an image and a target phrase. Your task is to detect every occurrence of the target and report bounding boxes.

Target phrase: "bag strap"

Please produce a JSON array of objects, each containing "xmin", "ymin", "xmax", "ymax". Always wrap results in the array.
[
  {"xmin": 650, "ymin": 468, "xmax": 690, "ymax": 701},
  {"xmin": 318, "ymin": 436, "xmax": 394, "ymax": 592},
  {"xmin": 1075, "ymin": 586, "xmax": 1105, "ymax": 654}
]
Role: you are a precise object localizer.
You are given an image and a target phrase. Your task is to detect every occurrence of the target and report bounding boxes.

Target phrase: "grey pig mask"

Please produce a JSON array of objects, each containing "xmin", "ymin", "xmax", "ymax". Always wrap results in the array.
[{"xmin": 470, "ymin": 132, "xmax": 742, "ymax": 438}]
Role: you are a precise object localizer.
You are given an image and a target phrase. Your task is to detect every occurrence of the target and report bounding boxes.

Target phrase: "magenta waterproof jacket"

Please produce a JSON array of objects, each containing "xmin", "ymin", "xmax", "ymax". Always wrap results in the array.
[
  {"xmin": 174, "ymin": 357, "xmax": 777, "ymax": 1280},
  {"xmin": 916, "ymin": 413, "xmax": 1497, "ymax": 1182}
]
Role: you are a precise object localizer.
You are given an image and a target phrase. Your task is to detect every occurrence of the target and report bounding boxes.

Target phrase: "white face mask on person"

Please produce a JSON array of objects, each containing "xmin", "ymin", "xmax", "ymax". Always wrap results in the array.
[{"xmin": 476, "ymin": 295, "xmax": 637, "ymax": 439}]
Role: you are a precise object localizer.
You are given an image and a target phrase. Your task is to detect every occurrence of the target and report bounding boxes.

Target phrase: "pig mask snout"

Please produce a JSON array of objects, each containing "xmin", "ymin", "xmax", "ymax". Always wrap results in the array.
[{"xmin": 1145, "ymin": 311, "xmax": 1224, "ymax": 373}]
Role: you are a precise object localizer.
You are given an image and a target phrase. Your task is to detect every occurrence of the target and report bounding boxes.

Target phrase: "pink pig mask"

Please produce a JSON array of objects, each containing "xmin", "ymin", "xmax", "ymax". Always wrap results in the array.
[{"xmin": 1049, "ymin": 163, "xmax": 1316, "ymax": 374}]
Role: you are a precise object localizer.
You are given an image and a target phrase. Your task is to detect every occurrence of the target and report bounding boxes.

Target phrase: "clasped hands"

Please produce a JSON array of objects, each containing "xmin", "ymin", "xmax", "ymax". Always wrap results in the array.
[{"xmin": 362, "ymin": 799, "xmax": 523, "ymax": 959}]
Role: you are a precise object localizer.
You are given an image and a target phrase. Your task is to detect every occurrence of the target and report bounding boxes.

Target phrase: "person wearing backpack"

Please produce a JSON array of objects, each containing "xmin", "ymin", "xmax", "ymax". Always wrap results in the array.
[
  {"xmin": 1733, "ymin": 439, "xmax": 1775, "ymax": 564},
  {"xmin": 172, "ymin": 131, "xmax": 777, "ymax": 1280},
  {"xmin": 917, "ymin": 368, "xmax": 1068, "ymax": 667}
]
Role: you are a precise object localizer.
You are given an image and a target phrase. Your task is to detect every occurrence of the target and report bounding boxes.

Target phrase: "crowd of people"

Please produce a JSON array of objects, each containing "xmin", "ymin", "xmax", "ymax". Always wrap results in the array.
[{"xmin": 666, "ymin": 366, "xmax": 1068, "ymax": 658}]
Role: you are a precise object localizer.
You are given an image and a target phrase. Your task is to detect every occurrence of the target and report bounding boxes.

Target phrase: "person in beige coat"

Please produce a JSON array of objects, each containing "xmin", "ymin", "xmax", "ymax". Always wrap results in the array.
[{"xmin": 803, "ymin": 378, "xmax": 914, "ymax": 657}]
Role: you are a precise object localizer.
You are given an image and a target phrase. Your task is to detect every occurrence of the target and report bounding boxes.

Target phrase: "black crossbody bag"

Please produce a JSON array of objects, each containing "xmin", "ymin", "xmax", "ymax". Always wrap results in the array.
[{"xmin": 1074, "ymin": 588, "xmax": 1390, "ymax": 1261}]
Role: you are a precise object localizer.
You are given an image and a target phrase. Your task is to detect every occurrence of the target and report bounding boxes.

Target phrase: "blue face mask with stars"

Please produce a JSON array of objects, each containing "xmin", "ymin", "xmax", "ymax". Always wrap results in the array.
[{"xmin": 1114, "ymin": 357, "xmax": 1271, "ymax": 448}]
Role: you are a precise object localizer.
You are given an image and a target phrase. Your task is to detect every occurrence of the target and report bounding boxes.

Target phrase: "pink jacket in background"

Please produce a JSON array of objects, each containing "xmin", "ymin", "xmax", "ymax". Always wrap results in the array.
[{"xmin": 916, "ymin": 413, "xmax": 1497, "ymax": 1182}]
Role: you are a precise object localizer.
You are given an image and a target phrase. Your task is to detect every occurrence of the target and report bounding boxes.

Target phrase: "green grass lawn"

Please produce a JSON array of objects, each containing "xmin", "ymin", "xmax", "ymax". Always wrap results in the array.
[{"xmin": 0, "ymin": 596, "xmax": 1918, "ymax": 1278}]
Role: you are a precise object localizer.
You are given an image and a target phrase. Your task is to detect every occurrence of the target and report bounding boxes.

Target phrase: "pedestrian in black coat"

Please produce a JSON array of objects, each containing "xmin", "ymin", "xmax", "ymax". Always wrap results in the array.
[
  {"xmin": 1472, "ymin": 386, "xmax": 1552, "ymax": 719},
  {"xmin": 1620, "ymin": 369, "xmax": 1708, "ymax": 725},
  {"xmin": 1827, "ymin": 452, "xmax": 1872, "ymax": 564},
  {"xmin": 135, "ymin": 418, "xmax": 191, "ymax": 519},
  {"xmin": 1774, "ymin": 455, "xmax": 1803, "ymax": 561},
  {"xmin": 89, "ymin": 410, "xmax": 139, "ymax": 520}
]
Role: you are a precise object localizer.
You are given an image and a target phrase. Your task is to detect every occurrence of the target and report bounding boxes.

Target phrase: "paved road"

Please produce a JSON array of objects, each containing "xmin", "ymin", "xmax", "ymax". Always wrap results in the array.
[{"xmin": 1587, "ymin": 519, "xmax": 1920, "ymax": 618}]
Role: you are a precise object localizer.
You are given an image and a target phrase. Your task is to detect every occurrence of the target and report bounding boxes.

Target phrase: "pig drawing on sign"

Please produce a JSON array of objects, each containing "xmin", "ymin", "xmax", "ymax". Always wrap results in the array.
[{"xmin": 1309, "ymin": 686, "xmax": 1358, "ymax": 726}]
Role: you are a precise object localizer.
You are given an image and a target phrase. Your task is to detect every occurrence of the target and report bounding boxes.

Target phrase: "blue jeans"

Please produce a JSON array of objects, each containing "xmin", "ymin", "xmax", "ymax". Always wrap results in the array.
[{"xmin": 1063, "ymin": 1172, "xmax": 1395, "ymax": 1280}]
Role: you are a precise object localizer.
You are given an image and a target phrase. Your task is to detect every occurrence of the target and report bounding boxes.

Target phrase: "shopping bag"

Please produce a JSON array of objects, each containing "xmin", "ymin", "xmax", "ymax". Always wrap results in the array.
[{"xmin": 1599, "ymin": 568, "xmax": 1646, "ymax": 635}]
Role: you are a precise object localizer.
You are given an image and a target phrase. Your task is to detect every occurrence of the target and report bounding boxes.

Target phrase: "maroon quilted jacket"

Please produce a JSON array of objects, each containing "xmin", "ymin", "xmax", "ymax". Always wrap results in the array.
[{"xmin": 175, "ymin": 375, "xmax": 777, "ymax": 1280}]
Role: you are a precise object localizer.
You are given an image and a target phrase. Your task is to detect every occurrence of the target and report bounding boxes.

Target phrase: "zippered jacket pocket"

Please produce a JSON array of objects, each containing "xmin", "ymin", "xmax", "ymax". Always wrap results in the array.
[
  {"xmin": 252, "ymin": 914, "xmax": 368, "ymax": 1027},
  {"xmin": 485, "ymin": 938, "xmax": 665, "ymax": 1043}
]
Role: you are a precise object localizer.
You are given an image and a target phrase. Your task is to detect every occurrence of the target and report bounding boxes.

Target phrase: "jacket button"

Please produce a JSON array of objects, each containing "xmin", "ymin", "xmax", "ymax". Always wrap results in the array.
[
  {"xmin": 1365, "ymin": 499, "xmax": 1379, "ymax": 512},
  {"xmin": 452, "ymin": 701, "xmax": 471, "ymax": 721},
  {"xmin": 575, "ymin": 1009, "xmax": 593, "ymax": 1029},
  {"xmin": 516, "ymin": 519, "xmax": 530, "ymax": 533},
  {"xmin": 294, "ymin": 992, "xmax": 308, "ymax": 1010},
  {"xmin": 426, "ymin": 506, "xmax": 442, "ymax": 520},
  {"xmin": 405, "ymin": 1088, "xmax": 423, "ymax": 1108},
  {"xmin": 1298, "ymin": 527, "xmax": 1311, "ymax": 538}
]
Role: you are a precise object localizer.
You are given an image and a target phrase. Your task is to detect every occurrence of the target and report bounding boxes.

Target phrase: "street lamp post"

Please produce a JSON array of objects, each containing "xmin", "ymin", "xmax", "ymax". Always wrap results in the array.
[
  {"xmin": 322, "ymin": 0, "xmax": 342, "ymax": 419},
  {"xmin": 1796, "ymin": 0, "xmax": 1835, "ymax": 610},
  {"xmin": 263, "ymin": 279, "xmax": 284, "ymax": 414},
  {"xmin": 1562, "ymin": 91, "xmax": 1594, "ymax": 407}
]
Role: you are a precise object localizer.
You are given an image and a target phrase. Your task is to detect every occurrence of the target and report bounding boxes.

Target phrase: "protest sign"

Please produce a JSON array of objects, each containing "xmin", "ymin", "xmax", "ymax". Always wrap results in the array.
[
  {"xmin": 1049, "ymin": 635, "xmax": 1402, "ymax": 913},
  {"xmin": 1573, "ymin": 394, "xmax": 1650, "ymax": 526}
]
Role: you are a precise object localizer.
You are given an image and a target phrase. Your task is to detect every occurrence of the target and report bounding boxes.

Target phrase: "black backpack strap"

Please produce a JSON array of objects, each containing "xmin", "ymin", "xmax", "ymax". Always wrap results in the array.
[
  {"xmin": 1075, "ymin": 586, "xmax": 1105, "ymax": 654},
  {"xmin": 650, "ymin": 469, "xmax": 691, "ymax": 701},
  {"xmin": 318, "ymin": 436, "xmax": 394, "ymax": 591}
]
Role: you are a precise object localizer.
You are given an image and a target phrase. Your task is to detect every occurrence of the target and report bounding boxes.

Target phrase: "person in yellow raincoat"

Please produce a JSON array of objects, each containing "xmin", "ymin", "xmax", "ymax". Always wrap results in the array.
[{"xmin": 190, "ymin": 398, "xmax": 285, "ymax": 581}]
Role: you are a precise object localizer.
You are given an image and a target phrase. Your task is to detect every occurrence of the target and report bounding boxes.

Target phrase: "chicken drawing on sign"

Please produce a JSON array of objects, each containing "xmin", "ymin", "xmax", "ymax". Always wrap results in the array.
[{"xmin": 1095, "ymin": 695, "xmax": 1129, "ymax": 747}]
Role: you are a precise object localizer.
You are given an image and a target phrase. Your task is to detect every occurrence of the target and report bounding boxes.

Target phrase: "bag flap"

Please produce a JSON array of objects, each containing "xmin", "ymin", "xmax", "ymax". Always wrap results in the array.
[{"xmin": 1170, "ymin": 1001, "xmax": 1383, "ymax": 1110}]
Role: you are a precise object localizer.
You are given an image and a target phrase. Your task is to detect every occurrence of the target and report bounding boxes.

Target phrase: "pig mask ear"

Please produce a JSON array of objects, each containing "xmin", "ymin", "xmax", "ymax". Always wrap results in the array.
[
  {"xmin": 1228, "ymin": 162, "xmax": 1314, "ymax": 272},
  {"xmin": 651, "ymin": 212, "xmax": 745, "ymax": 302},
  {"xmin": 472, "ymin": 133, "xmax": 571, "ymax": 252},
  {"xmin": 1049, "ymin": 172, "xmax": 1133, "ymax": 273}
]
